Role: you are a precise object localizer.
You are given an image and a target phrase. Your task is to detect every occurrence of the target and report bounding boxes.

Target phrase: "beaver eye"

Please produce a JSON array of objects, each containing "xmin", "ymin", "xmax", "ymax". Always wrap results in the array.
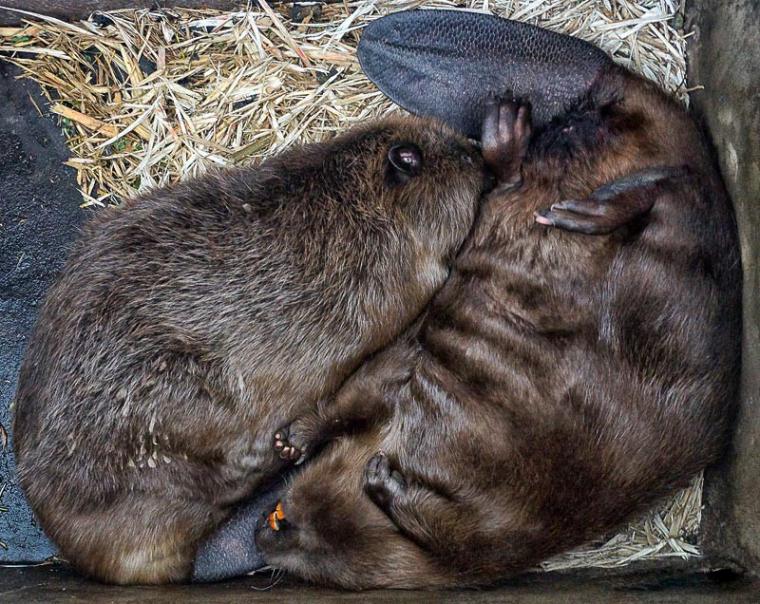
[{"xmin": 388, "ymin": 144, "xmax": 422, "ymax": 177}]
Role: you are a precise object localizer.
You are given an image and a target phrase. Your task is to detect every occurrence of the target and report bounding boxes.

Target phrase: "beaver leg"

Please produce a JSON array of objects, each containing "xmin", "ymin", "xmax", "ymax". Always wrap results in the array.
[
  {"xmin": 535, "ymin": 166, "xmax": 684, "ymax": 235},
  {"xmin": 273, "ymin": 388, "xmax": 390, "ymax": 464},
  {"xmin": 274, "ymin": 332, "xmax": 418, "ymax": 464}
]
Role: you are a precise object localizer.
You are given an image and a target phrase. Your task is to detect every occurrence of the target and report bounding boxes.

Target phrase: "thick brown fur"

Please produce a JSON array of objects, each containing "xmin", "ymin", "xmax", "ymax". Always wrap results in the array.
[
  {"xmin": 259, "ymin": 65, "xmax": 742, "ymax": 588},
  {"xmin": 12, "ymin": 116, "xmax": 488, "ymax": 584}
]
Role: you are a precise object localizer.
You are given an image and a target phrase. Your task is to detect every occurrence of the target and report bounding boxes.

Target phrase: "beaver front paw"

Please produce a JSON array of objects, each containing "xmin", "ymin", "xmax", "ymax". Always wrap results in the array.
[
  {"xmin": 273, "ymin": 424, "xmax": 305, "ymax": 463},
  {"xmin": 274, "ymin": 412, "xmax": 325, "ymax": 465},
  {"xmin": 481, "ymin": 97, "xmax": 532, "ymax": 189},
  {"xmin": 535, "ymin": 167, "xmax": 680, "ymax": 234},
  {"xmin": 364, "ymin": 452, "xmax": 407, "ymax": 513}
]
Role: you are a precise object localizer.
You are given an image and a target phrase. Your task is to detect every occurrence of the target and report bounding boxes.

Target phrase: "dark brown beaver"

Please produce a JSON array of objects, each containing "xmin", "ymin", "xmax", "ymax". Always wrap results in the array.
[
  {"xmin": 11, "ymin": 116, "xmax": 487, "ymax": 584},
  {"xmin": 258, "ymin": 57, "xmax": 742, "ymax": 589}
]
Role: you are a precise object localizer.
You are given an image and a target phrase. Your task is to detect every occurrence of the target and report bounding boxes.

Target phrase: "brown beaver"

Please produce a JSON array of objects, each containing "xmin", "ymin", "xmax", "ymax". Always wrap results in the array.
[
  {"xmin": 255, "ymin": 12, "xmax": 742, "ymax": 588},
  {"xmin": 11, "ymin": 115, "xmax": 488, "ymax": 584}
]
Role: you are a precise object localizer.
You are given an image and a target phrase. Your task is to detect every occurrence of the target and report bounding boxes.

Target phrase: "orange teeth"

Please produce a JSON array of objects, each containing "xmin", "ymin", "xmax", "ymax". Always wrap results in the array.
[{"xmin": 267, "ymin": 501, "xmax": 286, "ymax": 531}]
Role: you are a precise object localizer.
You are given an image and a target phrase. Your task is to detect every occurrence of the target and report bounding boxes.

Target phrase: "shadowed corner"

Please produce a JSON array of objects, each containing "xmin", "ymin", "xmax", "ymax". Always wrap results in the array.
[
  {"xmin": 357, "ymin": 9, "xmax": 613, "ymax": 139},
  {"xmin": 191, "ymin": 485, "xmax": 285, "ymax": 583}
]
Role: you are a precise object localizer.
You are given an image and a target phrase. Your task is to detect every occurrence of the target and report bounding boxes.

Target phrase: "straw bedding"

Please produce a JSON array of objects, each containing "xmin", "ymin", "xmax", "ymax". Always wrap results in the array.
[{"xmin": 0, "ymin": 0, "xmax": 701, "ymax": 572}]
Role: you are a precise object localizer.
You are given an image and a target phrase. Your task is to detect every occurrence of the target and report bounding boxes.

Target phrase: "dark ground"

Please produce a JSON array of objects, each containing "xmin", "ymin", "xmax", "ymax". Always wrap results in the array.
[
  {"xmin": 0, "ymin": 61, "xmax": 90, "ymax": 561},
  {"xmin": 1, "ymin": 565, "xmax": 759, "ymax": 604}
]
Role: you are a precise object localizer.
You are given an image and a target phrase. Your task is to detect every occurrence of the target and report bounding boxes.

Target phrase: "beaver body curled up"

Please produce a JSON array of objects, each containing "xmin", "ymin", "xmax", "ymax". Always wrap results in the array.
[
  {"xmin": 12, "ymin": 116, "xmax": 488, "ymax": 584},
  {"xmin": 257, "ymin": 11, "xmax": 742, "ymax": 588}
]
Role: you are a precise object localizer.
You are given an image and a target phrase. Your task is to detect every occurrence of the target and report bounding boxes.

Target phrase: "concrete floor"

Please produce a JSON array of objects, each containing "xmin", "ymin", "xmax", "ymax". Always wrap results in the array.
[{"xmin": 0, "ymin": 564, "xmax": 757, "ymax": 604}]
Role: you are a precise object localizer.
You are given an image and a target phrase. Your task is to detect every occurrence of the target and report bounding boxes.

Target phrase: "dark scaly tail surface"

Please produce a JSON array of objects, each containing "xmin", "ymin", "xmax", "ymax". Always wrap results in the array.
[
  {"xmin": 358, "ymin": 10, "xmax": 612, "ymax": 138},
  {"xmin": 191, "ymin": 485, "xmax": 283, "ymax": 582}
]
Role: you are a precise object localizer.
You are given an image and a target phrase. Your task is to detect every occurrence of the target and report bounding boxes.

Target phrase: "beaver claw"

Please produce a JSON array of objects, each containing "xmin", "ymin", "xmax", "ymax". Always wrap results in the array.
[{"xmin": 273, "ymin": 426, "xmax": 304, "ymax": 463}]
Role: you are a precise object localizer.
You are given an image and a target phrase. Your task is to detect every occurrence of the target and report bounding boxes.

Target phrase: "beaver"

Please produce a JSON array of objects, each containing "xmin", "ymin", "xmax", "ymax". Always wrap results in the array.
[
  {"xmin": 255, "ymin": 11, "xmax": 742, "ymax": 588},
  {"xmin": 11, "ymin": 114, "xmax": 488, "ymax": 584}
]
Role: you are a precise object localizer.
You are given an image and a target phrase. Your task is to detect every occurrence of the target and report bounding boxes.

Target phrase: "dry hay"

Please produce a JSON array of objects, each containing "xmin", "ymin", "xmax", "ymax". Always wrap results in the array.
[{"xmin": 0, "ymin": 0, "xmax": 699, "ymax": 572}]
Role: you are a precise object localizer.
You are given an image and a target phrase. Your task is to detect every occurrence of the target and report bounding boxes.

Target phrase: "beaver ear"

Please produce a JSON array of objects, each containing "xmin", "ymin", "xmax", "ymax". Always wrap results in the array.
[
  {"xmin": 388, "ymin": 143, "xmax": 423, "ymax": 177},
  {"xmin": 358, "ymin": 9, "xmax": 612, "ymax": 138}
]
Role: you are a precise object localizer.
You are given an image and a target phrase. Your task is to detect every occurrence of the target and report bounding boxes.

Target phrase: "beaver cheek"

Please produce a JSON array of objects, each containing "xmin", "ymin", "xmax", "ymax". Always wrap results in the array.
[{"xmin": 254, "ymin": 518, "xmax": 287, "ymax": 554}]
